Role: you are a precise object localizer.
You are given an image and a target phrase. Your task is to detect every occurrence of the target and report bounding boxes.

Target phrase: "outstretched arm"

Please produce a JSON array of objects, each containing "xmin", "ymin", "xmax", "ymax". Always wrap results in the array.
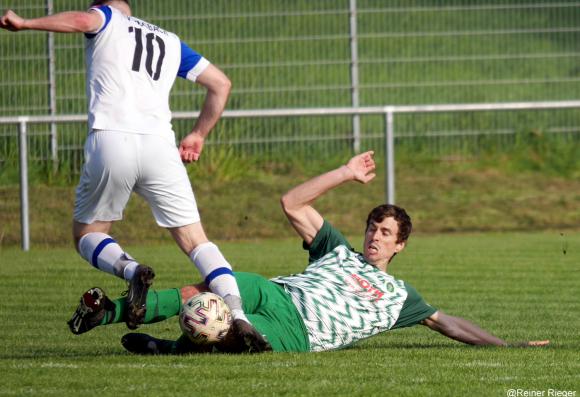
[
  {"xmin": 0, "ymin": 9, "xmax": 102, "ymax": 33},
  {"xmin": 423, "ymin": 311, "xmax": 549, "ymax": 347},
  {"xmin": 280, "ymin": 151, "xmax": 376, "ymax": 245},
  {"xmin": 179, "ymin": 64, "xmax": 232, "ymax": 163}
]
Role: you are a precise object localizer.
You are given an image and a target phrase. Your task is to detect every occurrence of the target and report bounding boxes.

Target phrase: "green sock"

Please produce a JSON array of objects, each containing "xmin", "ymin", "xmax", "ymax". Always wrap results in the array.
[{"xmin": 100, "ymin": 288, "xmax": 182, "ymax": 325}]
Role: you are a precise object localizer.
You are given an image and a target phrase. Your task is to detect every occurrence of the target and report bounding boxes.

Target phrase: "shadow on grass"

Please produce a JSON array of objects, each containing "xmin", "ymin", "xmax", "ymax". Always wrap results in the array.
[
  {"xmin": 345, "ymin": 341, "xmax": 562, "ymax": 351},
  {"xmin": 0, "ymin": 347, "xmax": 130, "ymax": 360},
  {"xmin": 2, "ymin": 342, "xmax": 565, "ymax": 361},
  {"xmin": 344, "ymin": 342, "xmax": 459, "ymax": 351}
]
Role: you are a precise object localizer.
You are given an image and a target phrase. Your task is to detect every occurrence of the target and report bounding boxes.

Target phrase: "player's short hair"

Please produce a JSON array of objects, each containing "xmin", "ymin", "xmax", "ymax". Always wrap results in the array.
[
  {"xmin": 90, "ymin": 0, "xmax": 129, "ymax": 6},
  {"xmin": 365, "ymin": 204, "xmax": 412, "ymax": 243}
]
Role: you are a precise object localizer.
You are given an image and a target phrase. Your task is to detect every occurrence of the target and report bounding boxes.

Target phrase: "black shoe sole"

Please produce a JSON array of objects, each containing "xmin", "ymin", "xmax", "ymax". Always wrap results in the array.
[
  {"xmin": 67, "ymin": 287, "xmax": 109, "ymax": 335},
  {"xmin": 125, "ymin": 266, "xmax": 155, "ymax": 330}
]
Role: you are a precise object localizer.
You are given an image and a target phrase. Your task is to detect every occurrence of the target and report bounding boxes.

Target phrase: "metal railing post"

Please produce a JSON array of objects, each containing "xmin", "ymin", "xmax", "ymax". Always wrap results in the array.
[
  {"xmin": 18, "ymin": 118, "xmax": 30, "ymax": 251},
  {"xmin": 47, "ymin": 0, "xmax": 58, "ymax": 170},
  {"xmin": 349, "ymin": 0, "xmax": 361, "ymax": 153},
  {"xmin": 384, "ymin": 108, "xmax": 395, "ymax": 204}
]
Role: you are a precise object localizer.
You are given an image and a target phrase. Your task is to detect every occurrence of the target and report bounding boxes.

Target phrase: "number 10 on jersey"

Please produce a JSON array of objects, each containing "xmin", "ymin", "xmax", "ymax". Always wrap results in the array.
[{"xmin": 128, "ymin": 26, "xmax": 166, "ymax": 81}]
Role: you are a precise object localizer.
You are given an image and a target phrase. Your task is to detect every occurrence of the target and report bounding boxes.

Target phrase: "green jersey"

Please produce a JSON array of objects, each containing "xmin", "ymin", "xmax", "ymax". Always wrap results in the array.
[{"xmin": 271, "ymin": 220, "xmax": 436, "ymax": 352}]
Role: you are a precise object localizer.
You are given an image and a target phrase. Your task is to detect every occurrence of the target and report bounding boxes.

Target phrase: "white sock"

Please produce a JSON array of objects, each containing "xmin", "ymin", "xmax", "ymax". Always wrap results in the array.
[
  {"xmin": 224, "ymin": 296, "xmax": 250, "ymax": 323},
  {"xmin": 122, "ymin": 261, "xmax": 139, "ymax": 281},
  {"xmin": 78, "ymin": 232, "xmax": 139, "ymax": 281},
  {"xmin": 189, "ymin": 242, "xmax": 248, "ymax": 322}
]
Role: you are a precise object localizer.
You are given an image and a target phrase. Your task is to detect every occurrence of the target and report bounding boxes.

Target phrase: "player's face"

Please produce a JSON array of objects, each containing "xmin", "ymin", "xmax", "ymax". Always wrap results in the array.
[{"xmin": 363, "ymin": 216, "xmax": 405, "ymax": 270}]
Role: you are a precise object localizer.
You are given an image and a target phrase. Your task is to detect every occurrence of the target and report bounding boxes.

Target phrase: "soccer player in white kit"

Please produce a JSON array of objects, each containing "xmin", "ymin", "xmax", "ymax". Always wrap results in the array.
[{"xmin": 0, "ymin": 0, "xmax": 271, "ymax": 352}]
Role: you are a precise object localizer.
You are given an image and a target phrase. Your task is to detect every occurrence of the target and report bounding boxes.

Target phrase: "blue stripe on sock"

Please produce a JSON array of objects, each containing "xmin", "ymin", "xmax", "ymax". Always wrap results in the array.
[
  {"xmin": 204, "ymin": 267, "xmax": 233, "ymax": 286},
  {"xmin": 91, "ymin": 238, "xmax": 116, "ymax": 269}
]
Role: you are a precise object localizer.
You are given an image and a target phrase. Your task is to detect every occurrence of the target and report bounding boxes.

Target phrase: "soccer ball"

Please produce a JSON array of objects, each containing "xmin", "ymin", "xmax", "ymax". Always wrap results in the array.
[{"xmin": 179, "ymin": 292, "xmax": 232, "ymax": 344}]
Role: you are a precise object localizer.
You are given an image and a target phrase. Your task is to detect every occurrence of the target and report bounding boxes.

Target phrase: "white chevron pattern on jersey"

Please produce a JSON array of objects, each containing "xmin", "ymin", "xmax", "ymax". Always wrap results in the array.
[{"xmin": 272, "ymin": 245, "xmax": 408, "ymax": 352}]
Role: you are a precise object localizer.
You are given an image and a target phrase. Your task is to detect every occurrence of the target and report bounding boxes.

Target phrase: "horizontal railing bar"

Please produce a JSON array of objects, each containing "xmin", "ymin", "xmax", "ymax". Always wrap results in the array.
[{"xmin": 1, "ymin": 101, "xmax": 580, "ymax": 125}]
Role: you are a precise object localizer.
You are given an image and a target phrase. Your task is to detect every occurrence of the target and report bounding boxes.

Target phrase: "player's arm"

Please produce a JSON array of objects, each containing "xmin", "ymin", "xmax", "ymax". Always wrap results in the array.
[
  {"xmin": 280, "ymin": 151, "xmax": 376, "ymax": 245},
  {"xmin": 422, "ymin": 311, "xmax": 549, "ymax": 347},
  {"xmin": 179, "ymin": 64, "xmax": 232, "ymax": 163},
  {"xmin": 0, "ymin": 9, "xmax": 102, "ymax": 33}
]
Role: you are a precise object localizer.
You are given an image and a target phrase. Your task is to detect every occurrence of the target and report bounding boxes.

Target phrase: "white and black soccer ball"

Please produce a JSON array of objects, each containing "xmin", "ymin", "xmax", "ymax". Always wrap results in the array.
[{"xmin": 179, "ymin": 292, "xmax": 232, "ymax": 344}]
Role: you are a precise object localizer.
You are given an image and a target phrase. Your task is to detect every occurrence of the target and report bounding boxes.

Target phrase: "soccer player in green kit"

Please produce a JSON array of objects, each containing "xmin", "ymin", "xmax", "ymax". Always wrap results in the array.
[{"xmin": 69, "ymin": 151, "xmax": 549, "ymax": 353}]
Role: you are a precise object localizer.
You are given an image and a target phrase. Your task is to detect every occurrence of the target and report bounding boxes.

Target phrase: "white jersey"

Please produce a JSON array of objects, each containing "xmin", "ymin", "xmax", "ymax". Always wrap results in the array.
[
  {"xmin": 272, "ymin": 245, "xmax": 408, "ymax": 352},
  {"xmin": 85, "ymin": 6, "xmax": 209, "ymax": 135}
]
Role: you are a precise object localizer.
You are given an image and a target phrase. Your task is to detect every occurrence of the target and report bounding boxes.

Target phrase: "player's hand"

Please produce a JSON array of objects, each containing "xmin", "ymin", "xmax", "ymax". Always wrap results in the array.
[
  {"xmin": 179, "ymin": 132, "xmax": 205, "ymax": 163},
  {"xmin": 345, "ymin": 150, "xmax": 376, "ymax": 184},
  {"xmin": 510, "ymin": 340, "xmax": 550, "ymax": 347},
  {"xmin": 528, "ymin": 340, "xmax": 550, "ymax": 347},
  {"xmin": 0, "ymin": 10, "xmax": 26, "ymax": 32}
]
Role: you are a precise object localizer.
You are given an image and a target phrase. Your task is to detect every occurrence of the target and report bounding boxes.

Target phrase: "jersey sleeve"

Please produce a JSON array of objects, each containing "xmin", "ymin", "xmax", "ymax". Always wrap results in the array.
[
  {"xmin": 85, "ymin": 5, "xmax": 112, "ymax": 39},
  {"xmin": 178, "ymin": 41, "xmax": 210, "ymax": 82},
  {"xmin": 391, "ymin": 281, "xmax": 437, "ymax": 329},
  {"xmin": 303, "ymin": 220, "xmax": 353, "ymax": 262}
]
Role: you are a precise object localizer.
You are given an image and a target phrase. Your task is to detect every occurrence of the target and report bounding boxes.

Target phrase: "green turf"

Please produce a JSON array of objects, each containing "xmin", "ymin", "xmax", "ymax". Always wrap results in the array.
[{"xmin": 0, "ymin": 232, "xmax": 578, "ymax": 396}]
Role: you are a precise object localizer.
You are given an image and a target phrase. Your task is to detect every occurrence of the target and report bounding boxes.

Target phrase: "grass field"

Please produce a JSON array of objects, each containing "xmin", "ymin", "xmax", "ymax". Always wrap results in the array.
[{"xmin": 0, "ymin": 232, "xmax": 578, "ymax": 396}]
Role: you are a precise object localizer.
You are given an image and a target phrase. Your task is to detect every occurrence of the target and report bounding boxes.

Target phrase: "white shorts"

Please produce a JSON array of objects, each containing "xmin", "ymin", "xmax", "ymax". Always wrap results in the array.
[{"xmin": 73, "ymin": 130, "xmax": 200, "ymax": 228}]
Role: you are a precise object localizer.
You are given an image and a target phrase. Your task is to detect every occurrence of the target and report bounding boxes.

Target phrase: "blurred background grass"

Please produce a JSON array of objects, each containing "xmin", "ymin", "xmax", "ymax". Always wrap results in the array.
[{"xmin": 1, "ymin": 148, "xmax": 578, "ymax": 247}]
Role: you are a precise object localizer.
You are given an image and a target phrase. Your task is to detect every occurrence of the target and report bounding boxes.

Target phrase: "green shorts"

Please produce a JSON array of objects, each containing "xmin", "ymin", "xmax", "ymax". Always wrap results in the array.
[{"xmin": 236, "ymin": 272, "xmax": 310, "ymax": 352}]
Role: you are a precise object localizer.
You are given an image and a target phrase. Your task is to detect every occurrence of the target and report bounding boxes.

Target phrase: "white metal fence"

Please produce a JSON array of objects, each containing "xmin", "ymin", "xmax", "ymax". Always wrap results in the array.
[
  {"xmin": 1, "ymin": 1, "xmax": 579, "ymax": 158},
  {"xmin": 3, "ymin": 99, "xmax": 580, "ymax": 250}
]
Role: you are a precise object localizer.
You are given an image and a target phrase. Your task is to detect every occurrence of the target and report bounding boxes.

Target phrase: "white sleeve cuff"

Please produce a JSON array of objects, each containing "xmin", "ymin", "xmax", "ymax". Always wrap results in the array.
[
  {"xmin": 87, "ymin": 7, "xmax": 106, "ymax": 34},
  {"xmin": 185, "ymin": 58, "xmax": 210, "ymax": 82}
]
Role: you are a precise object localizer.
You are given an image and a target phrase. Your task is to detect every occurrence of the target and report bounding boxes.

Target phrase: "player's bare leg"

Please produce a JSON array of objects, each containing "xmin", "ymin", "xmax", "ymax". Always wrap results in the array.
[{"xmin": 73, "ymin": 220, "xmax": 113, "ymax": 251}]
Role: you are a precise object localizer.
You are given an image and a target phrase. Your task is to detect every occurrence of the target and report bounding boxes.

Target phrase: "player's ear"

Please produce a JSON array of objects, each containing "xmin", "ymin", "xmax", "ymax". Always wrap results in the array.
[{"xmin": 394, "ymin": 240, "xmax": 406, "ymax": 254}]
